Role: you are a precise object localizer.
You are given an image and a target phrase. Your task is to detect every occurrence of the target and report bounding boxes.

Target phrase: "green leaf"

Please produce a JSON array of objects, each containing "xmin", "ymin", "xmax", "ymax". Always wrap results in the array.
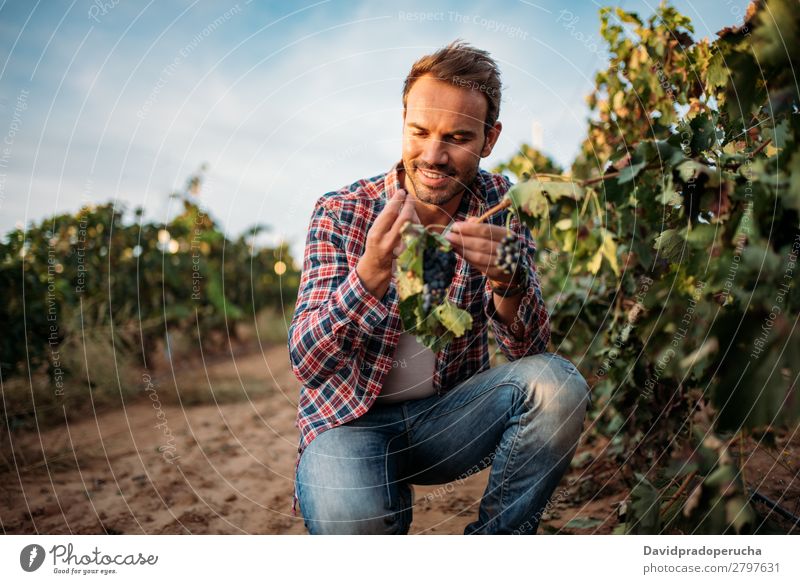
[
  {"xmin": 705, "ymin": 49, "xmax": 728, "ymax": 91},
  {"xmin": 429, "ymin": 229, "xmax": 453, "ymax": 251},
  {"xmin": 675, "ymin": 160, "xmax": 721, "ymax": 188},
  {"xmin": 685, "ymin": 223, "xmax": 716, "ymax": 248},
  {"xmin": 398, "ymin": 295, "xmax": 421, "ymax": 332},
  {"xmin": 600, "ymin": 229, "xmax": 619, "ymax": 276},
  {"xmin": 508, "ymin": 181, "xmax": 548, "ymax": 217},
  {"xmin": 398, "ymin": 223, "xmax": 424, "ymax": 275},
  {"xmin": 615, "ymin": 7, "xmax": 643, "ymax": 26},
  {"xmin": 542, "ymin": 181, "xmax": 584, "ymax": 201},
  {"xmin": 617, "ymin": 160, "xmax": 646, "ymax": 184},
  {"xmin": 689, "ymin": 113, "xmax": 719, "ymax": 152},
  {"xmin": 653, "ymin": 228, "xmax": 684, "ymax": 262},
  {"xmin": 433, "ymin": 299, "xmax": 472, "ymax": 337},
  {"xmin": 395, "ymin": 267, "xmax": 422, "ymax": 299},
  {"xmin": 704, "ymin": 464, "xmax": 736, "ymax": 489},
  {"xmin": 657, "ymin": 175, "xmax": 681, "ymax": 205},
  {"xmin": 587, "ymin": 249, "xmax": 603, "ymax": 275},
  {"xmin": 207, "ymin": 272, "xmax": 244, "ymax": 319},
  {"xmin": 763, "ymin": 118, "xmax": 791, "ymax": 152},
  {"xmin": 714, "ymin": 321, "xmax": 800, "ymax": 430},
  {"xmin": 625, "ymin": 473, "xmax": 661, "ymax": 534},
  {"xmin": 742, "ymin": 241, "xmax": 782, "ymax": 273}
]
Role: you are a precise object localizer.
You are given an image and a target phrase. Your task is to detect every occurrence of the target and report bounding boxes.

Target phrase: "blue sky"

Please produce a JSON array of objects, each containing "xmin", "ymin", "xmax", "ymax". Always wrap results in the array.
[{"xmin": 0, "ymin": 0, "xmax": 750, "ymax": 260}]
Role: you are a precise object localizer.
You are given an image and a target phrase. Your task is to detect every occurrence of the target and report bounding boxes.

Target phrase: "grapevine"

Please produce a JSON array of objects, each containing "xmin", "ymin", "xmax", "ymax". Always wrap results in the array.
[
  {"xmin": 395, "ymin": 222, "xmax": 472, "ymax": 352},
  {"xmin": 488, "ymin": 0, "xmax": 800, "ymax": 535}
]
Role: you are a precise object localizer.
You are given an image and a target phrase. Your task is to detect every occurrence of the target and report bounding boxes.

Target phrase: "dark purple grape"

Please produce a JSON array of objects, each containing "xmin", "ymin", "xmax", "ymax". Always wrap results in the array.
[
  {"xmin": 421, "ymin": 246, "xmax": 456, "ymax": 313},
  {"xmin": 495, "ymin": 232, "xmax": 520, "ymax": 275}
]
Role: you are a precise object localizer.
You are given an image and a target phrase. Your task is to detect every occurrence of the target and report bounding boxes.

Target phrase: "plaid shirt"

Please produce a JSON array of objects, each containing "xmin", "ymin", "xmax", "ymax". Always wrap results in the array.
[{"xmin": 287, "ymin": 161, "xmax": 551, "ymax": 512}]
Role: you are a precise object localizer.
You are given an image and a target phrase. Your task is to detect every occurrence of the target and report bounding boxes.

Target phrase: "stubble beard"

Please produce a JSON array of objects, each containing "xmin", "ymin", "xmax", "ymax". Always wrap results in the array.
[{"xmin": 404, "ymin": 158, "xmax": 480, "ymax": 207}]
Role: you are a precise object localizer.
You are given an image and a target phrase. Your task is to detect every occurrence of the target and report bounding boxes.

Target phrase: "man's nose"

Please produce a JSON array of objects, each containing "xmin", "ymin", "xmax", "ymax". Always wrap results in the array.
[{"xmin": 419, "ymin": 137, "xmax": 449, "ymax": 168}]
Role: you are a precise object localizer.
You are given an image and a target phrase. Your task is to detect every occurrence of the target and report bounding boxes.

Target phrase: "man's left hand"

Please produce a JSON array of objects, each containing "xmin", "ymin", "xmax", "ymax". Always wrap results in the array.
[{"xmin": 444, "ymin": 220, "xmax": 521, "ymax": 285}]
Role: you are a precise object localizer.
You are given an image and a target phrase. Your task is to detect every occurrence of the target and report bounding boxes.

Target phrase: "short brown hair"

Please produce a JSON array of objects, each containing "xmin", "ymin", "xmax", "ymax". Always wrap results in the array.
[{"xmin": 402, "ymin": 40, "xmax": 502, "ymax": 132}]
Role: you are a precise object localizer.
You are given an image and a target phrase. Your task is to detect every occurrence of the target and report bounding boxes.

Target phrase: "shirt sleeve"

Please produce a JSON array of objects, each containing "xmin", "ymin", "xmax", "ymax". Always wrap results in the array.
[
  {"xmin": 483, "ymin": 213, "xmax": 551, "ymax": 360},
  {"xmin": 288, "ymin": 197, "xmax": 390, "ymax": 388}
]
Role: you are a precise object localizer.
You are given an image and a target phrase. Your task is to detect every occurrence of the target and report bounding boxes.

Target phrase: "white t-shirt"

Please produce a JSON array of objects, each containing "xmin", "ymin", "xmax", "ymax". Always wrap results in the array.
[{"xmin": 376, "ymin": 331, "xmax": 437, "ymax": 403}]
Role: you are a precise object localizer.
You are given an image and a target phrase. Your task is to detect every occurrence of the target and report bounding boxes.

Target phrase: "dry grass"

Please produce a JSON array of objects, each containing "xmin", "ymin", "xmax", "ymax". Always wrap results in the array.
[{"xmin": 1, "ymin": 306, "xmax": 293, "ymax": 437}]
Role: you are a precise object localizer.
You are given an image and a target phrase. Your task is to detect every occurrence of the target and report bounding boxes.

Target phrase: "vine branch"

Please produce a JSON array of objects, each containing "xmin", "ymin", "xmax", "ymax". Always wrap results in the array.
[{"xmin": 661, "ymin": 470, "xmax": 698, "ymax": 516}]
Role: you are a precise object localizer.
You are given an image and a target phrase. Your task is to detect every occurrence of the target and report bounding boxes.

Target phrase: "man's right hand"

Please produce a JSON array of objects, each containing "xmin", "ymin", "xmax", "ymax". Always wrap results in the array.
[{"xmin": 356, "ymin": 188, "xmax": 418, "ymax": 299}]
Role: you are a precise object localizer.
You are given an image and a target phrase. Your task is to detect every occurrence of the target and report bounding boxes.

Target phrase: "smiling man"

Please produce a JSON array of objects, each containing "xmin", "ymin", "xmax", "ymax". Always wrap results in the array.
[{"xmin": 288, "ymin": 41, "xmax": 591, "ymax": 535}]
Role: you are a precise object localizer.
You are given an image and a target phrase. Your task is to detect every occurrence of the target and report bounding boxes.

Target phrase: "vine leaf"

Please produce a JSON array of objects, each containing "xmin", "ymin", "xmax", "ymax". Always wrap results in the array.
[
  {"xmin": 600, "ymin": 229, "xmax": 620, "ymax": 276},
  {"xmin": 395, "ymin": 222, "xmax": 471, "ymax": 350},
  {"xmin": 624, "ymin": 473, "xmax": 661, "ymax": 534},
  {"xmin": 504, "ymin": 179, "xmax": 584, "ymax": 233},
  {"xmin": 653, "ymin": 228, "xmax": 684, "ymax": 262},
  {"xmin": 675, "ymin": 160, "xmax": 721, "ymax": 188},
  {"xmin": 433, "ymin": 299, "xmax": 473, "ymax": 338},
  {"xmin": 587, "ymin": 249, "xmax": 603, "ymax": 275},
  {"xmin": 396, "ymin": 268, "xmax": 422, "ymax": 298},
  {"xmin": 705, "ymin": 49, "xmax": 728, "ymax": 91},
  {"xmin": 617, "ymin": 160, "xmax": 646, "ymax": 183}
]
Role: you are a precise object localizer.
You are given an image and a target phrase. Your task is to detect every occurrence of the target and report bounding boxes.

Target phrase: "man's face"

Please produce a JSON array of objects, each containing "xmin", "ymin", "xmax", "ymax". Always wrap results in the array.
[{"xmin": 402, "ymin": 74, "xmax": 501, "ymax": 206}]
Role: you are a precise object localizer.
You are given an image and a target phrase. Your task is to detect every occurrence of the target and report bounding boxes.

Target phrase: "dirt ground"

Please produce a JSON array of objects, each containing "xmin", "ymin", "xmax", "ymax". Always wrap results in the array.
[{"xmin": 1, "ymin": 344, "xmax": 798, "ymax": 535}]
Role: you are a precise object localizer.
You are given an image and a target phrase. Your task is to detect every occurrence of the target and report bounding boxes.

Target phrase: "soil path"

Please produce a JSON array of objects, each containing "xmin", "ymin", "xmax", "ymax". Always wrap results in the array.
[{"xmin": 2, "ymin": 345, "xmax": 795, "ymax": 534}]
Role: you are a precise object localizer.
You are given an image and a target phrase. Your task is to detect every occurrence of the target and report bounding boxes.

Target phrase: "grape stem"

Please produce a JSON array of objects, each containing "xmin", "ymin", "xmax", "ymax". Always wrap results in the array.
[
  {"xmin": 426, "ymin": 223, "xmax": 450, "ymax": 233},
  {"xmin": 469, "ymin": 198, "xmax": 512, "ymax": 224}
]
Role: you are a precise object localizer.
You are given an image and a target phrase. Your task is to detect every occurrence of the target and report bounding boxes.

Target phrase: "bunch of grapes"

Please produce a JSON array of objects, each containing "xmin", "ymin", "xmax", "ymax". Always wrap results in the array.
[
  {"xmin": 495, "ymin": 232, "xmax": 521, "ymax": 275},
  {"xmin": 421, "ymin": 246, "xmax": 456, "ymax": 313}
]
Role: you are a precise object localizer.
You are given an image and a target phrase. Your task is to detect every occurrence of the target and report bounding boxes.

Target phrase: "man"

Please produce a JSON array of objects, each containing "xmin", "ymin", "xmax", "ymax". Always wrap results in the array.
[{"xmin": 288, "ymin": 40, "xmax": 591, "ymax": 535}]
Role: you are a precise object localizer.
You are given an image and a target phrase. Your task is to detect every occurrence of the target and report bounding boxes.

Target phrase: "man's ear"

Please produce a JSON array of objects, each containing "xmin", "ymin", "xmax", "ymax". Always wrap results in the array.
[{"xmin": 480, "ymin": 121, "xmax": 502, "ymax": 158}]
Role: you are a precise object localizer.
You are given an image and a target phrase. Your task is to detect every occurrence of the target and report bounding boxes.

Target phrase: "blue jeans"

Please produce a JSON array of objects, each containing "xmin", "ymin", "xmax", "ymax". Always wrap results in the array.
[{"xmin": 295, "ymin": 352, "xmax": 591, "ymax": 534}]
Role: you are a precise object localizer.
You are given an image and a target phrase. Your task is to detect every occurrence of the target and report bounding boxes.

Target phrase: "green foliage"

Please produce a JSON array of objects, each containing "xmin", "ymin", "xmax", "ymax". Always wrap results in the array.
[
  {"xmin": 495, "ymin": 0, "xmax": 799, "ymax": 534},
  {"xmin": 396, "ymin": 223, "xmax": 473, "ymax": 351},
  {"xmin": 0, "ymin": 168, "xmax": 300, "ymax": 380},
  {"xmin": 493, "ymin": 144, "xmax": 563, "ymax": 181},
  {"xmin": 619, "ymin": 430, "xmax": 756, "ymax": 534},
  {"xmin": 574, "ymin": 1, "xmax": 714, "ymax": 173}
]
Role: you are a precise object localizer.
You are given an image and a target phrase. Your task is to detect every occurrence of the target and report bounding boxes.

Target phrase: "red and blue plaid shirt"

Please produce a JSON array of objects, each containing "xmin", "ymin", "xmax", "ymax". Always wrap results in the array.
[{"xmin": 288, "ymin": 161, "xmax": 551, "ymax": 512}]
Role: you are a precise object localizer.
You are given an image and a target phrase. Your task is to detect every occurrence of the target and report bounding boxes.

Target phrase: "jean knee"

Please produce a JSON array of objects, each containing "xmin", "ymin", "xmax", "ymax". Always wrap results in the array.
[
  {"xmin": 297, "ymin": 451, "xmax": 411, "ymax": 535},
  {"xmin": 501, "ymin": 355, "xmax": 590, "ymax": 457},
  {"xmin": 554, "ymin": 358, "xmax": 591, "ymax": 413},
  {"xmin": 509, "ymin": 353, "xmax": 590, "ymax": 413},
  {"xmin": 300, "ymin": 488, "xmax": 409, "ymax": 535}
]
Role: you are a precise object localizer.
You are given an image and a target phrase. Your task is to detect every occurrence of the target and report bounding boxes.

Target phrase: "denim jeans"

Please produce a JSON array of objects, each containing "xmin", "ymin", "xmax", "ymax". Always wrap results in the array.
[{"xmin": 295, "ymin": 352, "xmax": 591, "ymax": 534}]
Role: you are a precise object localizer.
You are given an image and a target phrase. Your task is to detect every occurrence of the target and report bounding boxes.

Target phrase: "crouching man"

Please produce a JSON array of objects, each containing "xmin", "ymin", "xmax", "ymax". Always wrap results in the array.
[{"xmin": 288, "ymin": 41, "xmax": 591, "ymax": 534}]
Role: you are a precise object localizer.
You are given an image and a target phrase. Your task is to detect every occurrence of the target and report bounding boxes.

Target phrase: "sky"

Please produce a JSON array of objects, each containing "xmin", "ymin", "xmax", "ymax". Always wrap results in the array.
[{"xmin": 0, "ymin": 0, "xmax": 751, "ymax": 260}]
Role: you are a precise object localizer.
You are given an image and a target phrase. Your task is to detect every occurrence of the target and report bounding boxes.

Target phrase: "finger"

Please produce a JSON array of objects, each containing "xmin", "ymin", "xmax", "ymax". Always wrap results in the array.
[
  {"xmin": 388, "ymin": 193, "xmax": 417, "ymax": 242},
  {"xmin": 458, "ymin": 248, "xmax": 497, "ymax": 273},
  {"xmin": 450, "ymin": 221, "xmax": 510, "ymax": 240},
  {"xmin": 408, "ymin": 204, "xmax": 421, "ymax": 225},
  {"xmin": 445, "ymin": 232, "xmax": 499, "ymax": 256},
  {"xmin": 392, "ymin": 233, "xmax": 411, "ymax": 257},
  {"xmin": 372, "ymin": 189, "xmax": 407, "ymax": 234}
]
